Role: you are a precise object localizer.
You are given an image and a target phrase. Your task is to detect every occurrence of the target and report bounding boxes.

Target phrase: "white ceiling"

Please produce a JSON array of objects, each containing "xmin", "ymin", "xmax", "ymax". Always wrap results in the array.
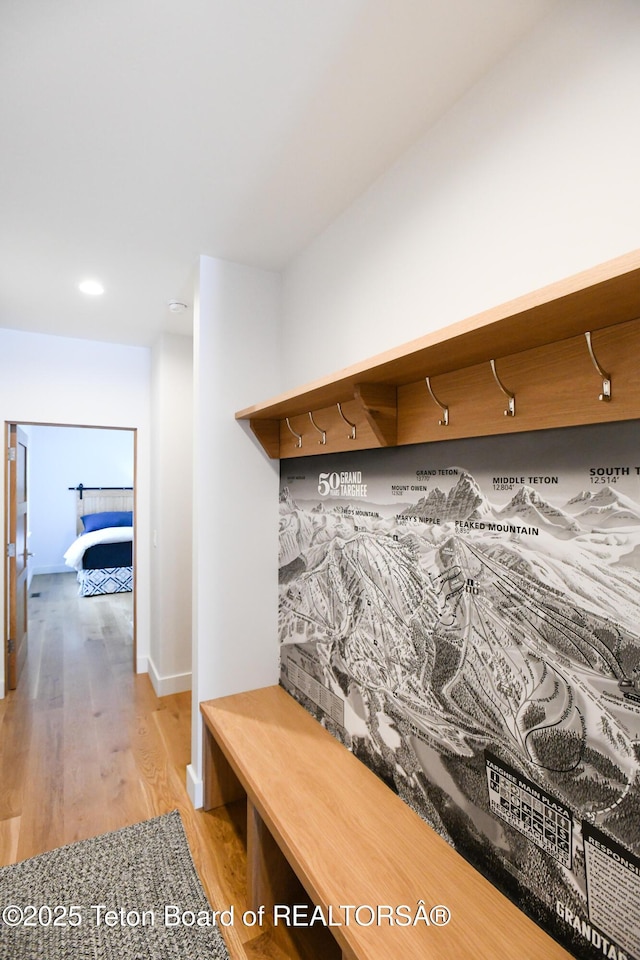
[{"xmin": 0, "ymin": 0, "xmax": 558, "ymax": 347}]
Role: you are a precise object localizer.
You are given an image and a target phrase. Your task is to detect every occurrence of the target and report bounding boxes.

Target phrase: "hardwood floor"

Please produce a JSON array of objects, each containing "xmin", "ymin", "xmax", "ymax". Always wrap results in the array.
[{"xmin": 0, "ymin": 573, "xmax": 310, "ymax": 960}]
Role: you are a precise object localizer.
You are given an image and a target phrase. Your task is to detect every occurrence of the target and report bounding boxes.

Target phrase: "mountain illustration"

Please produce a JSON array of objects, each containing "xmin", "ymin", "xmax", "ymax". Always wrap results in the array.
[
  {"xmin": 588, "ymin": 485, "xmax": 640, "ymax": 509},
  {"xmin": 565, "ymin": 490, "xmax": 594, "ymax": 510},
  {"xmin": 567, "ymin": 485, "xmax": 638, "ymax": 509},
  {"xmin": 575, "ymin": 504, "xmax": 640, "ymax": 529},
  {"xmin": 401, "ymin": 472, "xmax": 490, "ymax": 522},
  {"xmin": 499, "ymin": 486, "xmax": 580, "ymax": 536},
  {"xmin": 566, "ymin": 486, "xmax": 640, "ymax": 529},
  {"xmin": 279, "ymin": 486, "xmax": 296, "ymax": 510}
]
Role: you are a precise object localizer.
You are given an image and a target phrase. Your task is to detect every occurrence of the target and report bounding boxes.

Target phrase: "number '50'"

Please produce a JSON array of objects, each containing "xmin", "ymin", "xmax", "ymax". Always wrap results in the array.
[{"xmin": 318, "ymin": 472, "xmax": 340, "ymax": 496}]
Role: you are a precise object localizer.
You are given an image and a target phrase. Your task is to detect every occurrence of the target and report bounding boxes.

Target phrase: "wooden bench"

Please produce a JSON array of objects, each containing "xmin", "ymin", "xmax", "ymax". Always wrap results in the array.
[{"xmin": 201, "ymin": 685, "xmax": 573, "ymax": 960}]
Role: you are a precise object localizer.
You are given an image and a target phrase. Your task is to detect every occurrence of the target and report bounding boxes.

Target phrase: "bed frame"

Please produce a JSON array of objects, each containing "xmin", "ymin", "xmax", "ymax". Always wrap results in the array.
[
  {"xmin": 74, "ymin": 486, "xmax": 134, "ymax": 535},
  {"xmin": 71, "ymin": 486, "xmax": 134, "ymax": 596}
]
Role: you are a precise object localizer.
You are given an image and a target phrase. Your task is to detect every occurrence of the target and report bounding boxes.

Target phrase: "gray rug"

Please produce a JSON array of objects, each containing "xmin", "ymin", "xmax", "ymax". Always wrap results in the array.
[{"xmin": 0, "ymin": 810, "xmax": 230, "ymax": 959}]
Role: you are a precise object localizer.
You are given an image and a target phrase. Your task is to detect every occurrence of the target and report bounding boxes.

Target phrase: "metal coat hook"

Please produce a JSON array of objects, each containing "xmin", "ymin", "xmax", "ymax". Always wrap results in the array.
[
  {"xmin": 337, "ymin": 402, "xmax": 357, "ymax": 440},
  {"xmin": 425, "ymin": 377, "xmax": 449, "ymax": 426},
  {"xmin": 285, "ymin": 417, "xmax": 303, "ymax": 448},
  {"xmin": 308, "ymin": 411, "xmax": 327, "ymax": 445},
  {"xmin": 490, "ymin": 359, "xmax": 516, "ymax": 417},
  {"xmin": 585, "ymin": 331, "xmax": 611, "ymax": 401}
]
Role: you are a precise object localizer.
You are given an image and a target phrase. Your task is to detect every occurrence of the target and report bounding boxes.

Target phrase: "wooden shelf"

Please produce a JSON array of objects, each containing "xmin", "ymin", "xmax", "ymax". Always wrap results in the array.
[{"xmin": 236, "ymin": 248, "xmax": 640, "ymax": 458}]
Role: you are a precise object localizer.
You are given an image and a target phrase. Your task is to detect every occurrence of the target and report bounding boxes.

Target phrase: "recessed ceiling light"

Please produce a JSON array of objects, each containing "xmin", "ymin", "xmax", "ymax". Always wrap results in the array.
[{"xmin": 78, "ymin": 279, "xmax": 105, "ymax": 296}]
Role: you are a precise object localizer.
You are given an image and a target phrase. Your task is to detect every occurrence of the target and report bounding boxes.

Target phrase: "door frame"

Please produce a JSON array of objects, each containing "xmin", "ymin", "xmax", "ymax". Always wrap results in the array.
[
  {"xmin": 3, "ymin": 419, "xmax": 137, "ymax": 695},
  {"xmin": 5, "ymin": 424, "xmax": 29, "ymax": 690}
]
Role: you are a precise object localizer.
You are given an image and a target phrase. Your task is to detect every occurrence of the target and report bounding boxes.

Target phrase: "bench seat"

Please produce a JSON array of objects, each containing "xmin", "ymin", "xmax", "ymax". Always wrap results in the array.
[{"xmin": 201, "ymin": 684, "xmax": 572, "ymax": 960}]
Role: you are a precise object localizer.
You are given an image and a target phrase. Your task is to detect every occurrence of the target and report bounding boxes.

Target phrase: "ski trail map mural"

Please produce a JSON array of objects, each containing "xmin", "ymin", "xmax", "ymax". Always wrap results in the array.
[{"xmin": 278, "ymin": 421, "xmax": 640, "ymax": 960}]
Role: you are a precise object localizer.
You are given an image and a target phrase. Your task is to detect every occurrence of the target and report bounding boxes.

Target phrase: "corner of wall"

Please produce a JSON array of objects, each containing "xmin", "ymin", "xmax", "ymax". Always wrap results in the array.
[
  {"xmin": 186, "ymin": 763, "xmax": 203, "ymax": 809},
  {"xmin": 148, "ymin": 654, "xmax": 192, "ymax": 697},
  {"xmin": 190, "ymin": 256, "xmax": 282, "ymax": 788}
]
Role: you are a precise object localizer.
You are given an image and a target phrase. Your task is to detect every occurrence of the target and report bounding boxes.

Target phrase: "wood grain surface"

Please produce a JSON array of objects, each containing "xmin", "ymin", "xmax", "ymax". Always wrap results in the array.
[
  {"xmin": 201, "ymin": 686, "xmax": 575, "ymax": 960},
  {"xmin": 272, "ymin": 315, "xmax": 640, "ymax": 458}
]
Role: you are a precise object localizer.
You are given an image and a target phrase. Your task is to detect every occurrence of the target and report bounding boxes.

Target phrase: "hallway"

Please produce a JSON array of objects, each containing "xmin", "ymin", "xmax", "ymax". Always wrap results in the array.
[{"xmin": 0, "ymin": 574, "xmax": 273, "ymax": 958}]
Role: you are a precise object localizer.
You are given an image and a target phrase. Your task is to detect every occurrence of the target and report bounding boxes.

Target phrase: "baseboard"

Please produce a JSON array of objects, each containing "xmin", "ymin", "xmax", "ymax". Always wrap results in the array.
[
  {"xmin": 148, "ymin": 656, "xmax": 192, "ymax": 697},
  {"xmin": 32, "ymin": 564, "xmax": 72, "ymax": 576},
  {"xmin": 186, "ymin": 763, "xmax": 203, "ymax": 809}
]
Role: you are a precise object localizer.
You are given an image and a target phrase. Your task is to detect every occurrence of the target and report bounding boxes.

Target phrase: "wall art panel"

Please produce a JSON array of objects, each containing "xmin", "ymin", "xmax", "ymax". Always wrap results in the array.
[{"xmin": 279, "ymin": 421, "xmax": 640, "ymax": 960}]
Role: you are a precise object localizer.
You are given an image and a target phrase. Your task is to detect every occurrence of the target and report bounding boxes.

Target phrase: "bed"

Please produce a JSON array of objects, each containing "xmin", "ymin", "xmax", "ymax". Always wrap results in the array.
[{"xmin": 63, "ymin": 487, "xmax": 134, "ymax": 596}]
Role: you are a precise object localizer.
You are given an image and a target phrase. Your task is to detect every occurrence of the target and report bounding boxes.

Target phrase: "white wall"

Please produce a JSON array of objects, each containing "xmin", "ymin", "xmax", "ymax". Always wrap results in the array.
[
  {"xmin": 28, "ymin": 425, "xmax": 134, "ymax": 576},
  {"xmin": 281, "ymin": 0, "xmax": 640, "ymax": 387},
  {"xmin": 150, "ymin": 332, "xmax": 193, "ymax": 696},
  {"xmin": 188, "ymin": 256, "xmax": 281, "ymax": 807},
  {"xmin": 184, "ymin": 0, "xmax": 640, "ymax": 805},
  {"xmin": 0, "ymin": 328, "xmax": 151, "ymax": 692}
]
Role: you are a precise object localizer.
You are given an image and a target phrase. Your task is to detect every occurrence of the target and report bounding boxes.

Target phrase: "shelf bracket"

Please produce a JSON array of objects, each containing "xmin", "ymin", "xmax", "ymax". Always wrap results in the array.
[
  {"xmin": 250, "ymin": 419, "xmax": 280, "ymax": 459},
  {"xmin": 354, "ymin": 384, "xmax": 397, "ymax": 446},
  {"xmin": 336, "ymin": 402, "xmax": 356, "ymax": 440},
  {"xmin": 490, "ymin": 359, "xmax": 515, "ymax": 417},
  {"xmin": 425, "ymin": 377, "xmax": 449, "ymax": 426},
  {"xmin": 308, "ymin": 411, "xmax": 327, "ymax": 445},
  {"xmin": 285, "ymin": 417, "xmax": 303, "ymax": 448},
  {"xmin": 585, "ymin": 331, "xmax": 611, "ymax": 401}
]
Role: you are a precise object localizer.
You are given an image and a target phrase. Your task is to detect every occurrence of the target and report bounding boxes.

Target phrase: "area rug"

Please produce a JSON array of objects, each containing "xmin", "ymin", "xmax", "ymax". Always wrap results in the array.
[{"xmin": 0, "ymin": 810, "xmax": 230, "ymax": 960}]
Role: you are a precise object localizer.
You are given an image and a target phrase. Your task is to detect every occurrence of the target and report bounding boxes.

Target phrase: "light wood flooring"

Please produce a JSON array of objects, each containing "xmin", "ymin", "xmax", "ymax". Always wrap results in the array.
[{"xmin": 0, "ymin": 573, "xmax": 314, "ymax": 960}]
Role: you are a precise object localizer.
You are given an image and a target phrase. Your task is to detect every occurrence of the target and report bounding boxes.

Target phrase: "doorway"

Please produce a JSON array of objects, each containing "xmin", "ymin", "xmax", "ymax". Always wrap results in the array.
[{"xmin": 4, "ymin": 421, "xmax": 137, "ymax": 694}]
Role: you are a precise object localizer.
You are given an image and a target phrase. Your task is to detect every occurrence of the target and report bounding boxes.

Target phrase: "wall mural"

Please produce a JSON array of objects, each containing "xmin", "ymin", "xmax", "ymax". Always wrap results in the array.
[{"xmin": 278, "ymin": 421, "xmax": 640, "ymax": 960}]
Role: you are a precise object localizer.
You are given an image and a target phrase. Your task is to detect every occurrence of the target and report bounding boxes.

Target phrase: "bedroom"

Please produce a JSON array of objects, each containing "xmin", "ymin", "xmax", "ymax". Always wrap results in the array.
[{"xmin": 11, "ymin": 424, "xmax": 135, "ymax": 690}]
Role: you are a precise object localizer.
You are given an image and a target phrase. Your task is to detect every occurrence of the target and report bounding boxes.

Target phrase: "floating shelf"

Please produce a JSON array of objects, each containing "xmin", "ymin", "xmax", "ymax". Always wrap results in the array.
[{"xmin": 236, "ymin": 249, "xmax": 640, "ymax": 459}]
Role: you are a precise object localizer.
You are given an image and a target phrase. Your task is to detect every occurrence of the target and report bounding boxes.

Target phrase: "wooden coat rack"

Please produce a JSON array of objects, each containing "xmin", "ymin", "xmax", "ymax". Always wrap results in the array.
[{"xmin": 236, "ymin": 249, "xmax": 640, "ymax": 458}]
